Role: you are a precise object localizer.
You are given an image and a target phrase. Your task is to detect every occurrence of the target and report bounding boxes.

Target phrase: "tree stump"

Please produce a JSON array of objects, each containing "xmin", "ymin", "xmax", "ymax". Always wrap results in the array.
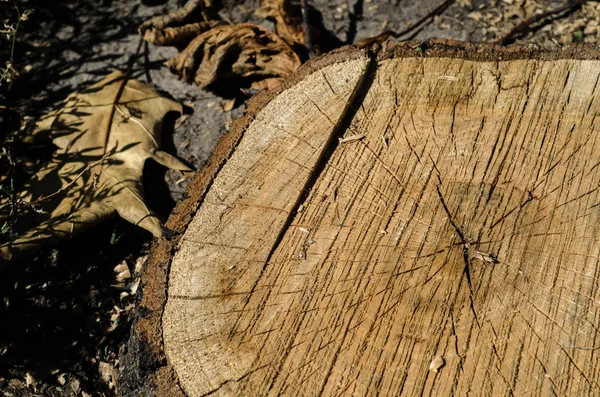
[{"xmin": 120, "ymin": 41, "xmax": 600, "ymax": 396}]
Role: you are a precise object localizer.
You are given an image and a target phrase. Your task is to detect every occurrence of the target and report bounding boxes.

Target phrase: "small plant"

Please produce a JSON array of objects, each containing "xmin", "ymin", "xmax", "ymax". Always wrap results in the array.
[
  {"xmin": 0, "ymin": 2, "xmax": 33, "ymax": 243},
  {"xmin": 0, "ymin": 2, "xmax": 33, "ymax": 86}
]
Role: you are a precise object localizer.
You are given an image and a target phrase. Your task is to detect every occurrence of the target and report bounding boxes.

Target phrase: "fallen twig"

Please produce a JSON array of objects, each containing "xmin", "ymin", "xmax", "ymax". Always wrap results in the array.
[
  {"xmin": 357, "ymin": 0, "xmax": 455, "ymax": 48},
  {"xmin": 31, "ymin": 155, "xmax": 110, "ymax": 205},
  {"xmin": 495, "ymin": 0, "xmax": 590, "ymax": 45}
]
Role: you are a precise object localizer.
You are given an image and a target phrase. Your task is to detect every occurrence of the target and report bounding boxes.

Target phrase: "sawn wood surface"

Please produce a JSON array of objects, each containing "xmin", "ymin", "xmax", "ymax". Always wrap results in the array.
[{"xmin": 131, "ymin": 43, "xmax": 600, "ymax": 397}]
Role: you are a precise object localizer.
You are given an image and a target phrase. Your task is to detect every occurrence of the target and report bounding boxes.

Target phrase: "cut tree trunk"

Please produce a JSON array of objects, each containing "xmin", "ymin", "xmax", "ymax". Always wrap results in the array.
[{"xmin": 120, "ymin": 41, "xmax": 600, "ymax": 396}]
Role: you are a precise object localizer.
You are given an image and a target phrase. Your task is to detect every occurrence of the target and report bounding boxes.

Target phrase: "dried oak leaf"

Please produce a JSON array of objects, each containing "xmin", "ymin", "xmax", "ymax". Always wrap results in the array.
[
  {"xmin": 0, "ymin": 72, "xmax": 191, "ymax": 263},
  {"xmin": 139, "ymin": 0, "xmax": 216, "ymax": 34},
  {"xmin": 140, "ymin": 20, "xmax": 225, "ymax": 49},
  {"xmin": 138, "ymin": 0, "xmax": 220, "ymax": 49},
  {"xmin": 167, "ymin": 23, "xmax": 301, "ymax": 91},
  {"xmin": 255, "ymin": 0, "xmax": 306, "ymax": 48}
]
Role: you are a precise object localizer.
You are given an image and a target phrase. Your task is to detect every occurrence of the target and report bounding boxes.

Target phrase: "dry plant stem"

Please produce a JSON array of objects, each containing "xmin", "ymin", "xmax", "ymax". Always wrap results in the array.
[
  {"xmin": 357, "ymin": 0, "xmax": 455, "ymax": 47},
  {"xmin": 102, "ymin": 38, "xmax": 144, "ymax": 155},
  {"xmin": 300, "ymin": 0, "xmax": 313, "ymax": 57},
  {"xmin": 1, "ymin": 155, "xmax": 108, "ymax": 213},
  {"xmin": 0, "ymin": 151, "xmax": 19, "ymax": 221},
  {"xmin": 31, "ymin": 155, "xmax": 109, "ymax": 205},
  {"xmin": 0, "ymin": 3, "xmax": 31, "ymax": 85},
  {"xmin": 9, "ymin": 5, "xmax": 20, "ymax": 62},
  {"xmin": 495, "ymin": 0, "xmax": 590, "ymax": 45}
]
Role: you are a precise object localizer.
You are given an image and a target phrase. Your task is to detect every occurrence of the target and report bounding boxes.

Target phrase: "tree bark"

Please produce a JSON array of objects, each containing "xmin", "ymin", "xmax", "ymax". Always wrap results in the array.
[{"xmin": 120, "ymin": 40, "xmax": 600, "ymax": 396}]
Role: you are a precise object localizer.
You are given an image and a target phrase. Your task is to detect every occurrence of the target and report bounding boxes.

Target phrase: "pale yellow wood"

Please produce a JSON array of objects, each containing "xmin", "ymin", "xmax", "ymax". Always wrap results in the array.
[
  {"xmin": 163, "ymin": 58, "xmax": 371, "ymax": 396},
  {"xmin": 165, "ymin": 56, "xmax": 600, "ymax": 396}
]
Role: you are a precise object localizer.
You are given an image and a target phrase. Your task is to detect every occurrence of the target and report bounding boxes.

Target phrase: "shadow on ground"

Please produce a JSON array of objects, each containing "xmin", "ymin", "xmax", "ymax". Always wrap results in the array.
[
  {"xmin": 0, "ymin": 1, "xmax": 178, "ymax": 395},
  {"xmin": 0, "ymin": 221, "xmax": 149, "ymax": 395}
]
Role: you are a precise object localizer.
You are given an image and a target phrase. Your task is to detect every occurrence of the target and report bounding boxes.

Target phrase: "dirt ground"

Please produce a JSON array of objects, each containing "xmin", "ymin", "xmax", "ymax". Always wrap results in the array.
[{"xmin": 0, "ymin": 0, "xmax": 598, "ymax": 395}]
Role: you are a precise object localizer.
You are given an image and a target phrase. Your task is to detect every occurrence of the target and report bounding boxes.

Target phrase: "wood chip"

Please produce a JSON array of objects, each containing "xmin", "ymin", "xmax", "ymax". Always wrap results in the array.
[
  {"xmin": 56, "ymin": 373, "xmax": 66, "ymax": 386},
  {"xmin": 134, "ymin": 255, "xmax": 147, "ymax": 275},
  {"xmin": 129, "ymin": 279, "xmax": 140, "ymax": 295},
  {"xmin": 338, "ymin": 134, "xmax": 365, "ymax": 143},
  {"xmin": 114, "ymin": 261, "xmax": 131, "ymax": 282},
  {"xmin": 438, "ymin": 75, "xmax": 459, "ymax": 81},
  {"xmin": 180, "ymin": 138, "xmax": 191, "ymax": 149},
  {"xmin": 429, "ymin": 356, "xmax": 445, "ymax": 372}
]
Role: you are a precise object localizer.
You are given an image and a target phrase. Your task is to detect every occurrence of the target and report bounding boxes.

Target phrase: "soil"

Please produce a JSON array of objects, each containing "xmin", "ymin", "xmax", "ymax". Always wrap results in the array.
[{"xmin": 0, "ymin": 0, "xmax": 597, "ymax": 396}]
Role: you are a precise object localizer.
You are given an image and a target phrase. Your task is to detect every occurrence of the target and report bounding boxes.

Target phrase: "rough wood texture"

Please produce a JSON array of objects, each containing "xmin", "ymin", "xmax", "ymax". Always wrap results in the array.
[{"xmin": 121, "ymin": 41, "xmax": 600, "ymax": 396}]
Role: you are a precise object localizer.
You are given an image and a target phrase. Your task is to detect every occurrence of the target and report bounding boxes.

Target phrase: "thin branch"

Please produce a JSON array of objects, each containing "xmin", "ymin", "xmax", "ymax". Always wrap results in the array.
[
  {"xmin": 1, "ymin": 154, "xmax": 111, "ymax": 217},
  {"xmin": 495, "ymin": 0, "xmax": 590, "ymax": 45},
  {"xmin": 31, "ymin": 155, "xmax": 110, "ymax": 204},
  {"xmin": 0, "ymin": 150, "xmax": 19, "ymax": 220},
  {"xmin": 10, "ymin": 5, "xmax": 20, "ymax": 63},
  {"xmin": 357, "ymin": 0, "xmax": 455, "ymax": 48}
]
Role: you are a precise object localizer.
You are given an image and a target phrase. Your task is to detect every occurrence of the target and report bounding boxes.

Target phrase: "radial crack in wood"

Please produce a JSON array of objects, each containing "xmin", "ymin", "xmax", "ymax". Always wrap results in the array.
[{"xmin": 124, "ymin": 43, "xmax": 600, "ymax": 397}]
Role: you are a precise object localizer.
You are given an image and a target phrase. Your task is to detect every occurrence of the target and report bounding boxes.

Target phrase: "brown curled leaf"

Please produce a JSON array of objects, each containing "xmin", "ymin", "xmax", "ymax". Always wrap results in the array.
[
  {"xmin": 138, "ymin": 0, "xmax": 216, "ymax": 36},
  {"xmin": 140, "ymin": 20, "xmax": 226, "ymax": 49},
  {"xmin": 166, "ymin": 23, "xmax": 301, "ymax": 92},
  {"xmin": 255, "ymin": 0, "xmax": 306, "ymax": 49}
]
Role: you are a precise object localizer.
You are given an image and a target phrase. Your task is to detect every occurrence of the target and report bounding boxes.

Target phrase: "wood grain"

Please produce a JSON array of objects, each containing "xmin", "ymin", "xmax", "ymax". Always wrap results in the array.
[
  {"xmin": 164, "ymin": 53, "xmax": 600, "ymax": 396},
  {"xmin": 163, "ymin": 58, "xmax": 371, "ymax": 395}
]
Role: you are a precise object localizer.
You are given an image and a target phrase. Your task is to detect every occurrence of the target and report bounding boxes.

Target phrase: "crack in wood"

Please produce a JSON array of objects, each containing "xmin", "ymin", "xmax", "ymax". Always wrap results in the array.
[{"xmin": 151, "ymin": 50, "xmax": 600, "ymax": 397}]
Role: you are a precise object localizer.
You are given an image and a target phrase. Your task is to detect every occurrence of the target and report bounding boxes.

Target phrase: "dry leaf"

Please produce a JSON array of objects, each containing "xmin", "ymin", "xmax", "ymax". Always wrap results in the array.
[
  {"xmin": 138, "ymin": 0, "xmax": 217, "ymax": 40},
  {"xmin": 0, "ymin": 72, "xmax": 191, "ymax": 263},
  {"xmin": 219, "ymin": 98, "xmax": 236, "ymax": 112},
  {"xmin": 56, "ymin": 373, "xmax": 67, "ymax": 386},
  {"xmin": 166, "ymin": 23, "xmax": 301, "ymax": 91},
  {"xmin": 25, "ymin": 372, "xmax": 36, "ymax": 390},
  {"xmin": 139, "ymin": 1, "xmax": 306, "ymax": 93},
  {"xmin": 255, "ymin": 0, "xmax": 306, "ymax": 48},
  {"xmin": 140, "ymin": 20, "xmax": 225, "ymax": 49}
]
